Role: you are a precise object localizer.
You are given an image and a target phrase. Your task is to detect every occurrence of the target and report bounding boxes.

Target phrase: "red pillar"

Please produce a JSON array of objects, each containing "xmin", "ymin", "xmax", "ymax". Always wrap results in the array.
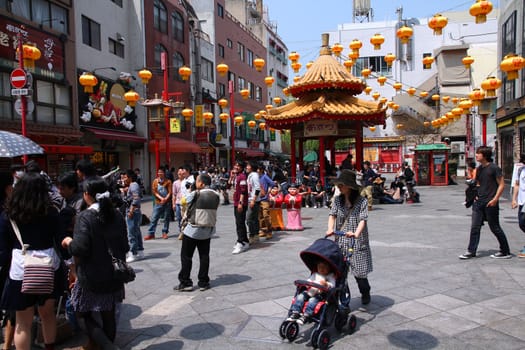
[
  {"xmin": 319, "ymin": 137, "xmax": 325, "ymax": 185},
  {"xmin": 290, "ymin": 134, "xmax": 296, "ymax": 181},
  {"xmin": 481, "ymin": 114, "xmax": 487, "ymax": 146},
  {"xmin": 298, "ymin": 139, "xmax": 304, "ymax": 176},
  {"xmin": 229, "ymin": 81, "xmax": 235, "ymax": 169},
  {"xmin": 355, "ymin": 123, "xmax": 363, "ymax": 171}
]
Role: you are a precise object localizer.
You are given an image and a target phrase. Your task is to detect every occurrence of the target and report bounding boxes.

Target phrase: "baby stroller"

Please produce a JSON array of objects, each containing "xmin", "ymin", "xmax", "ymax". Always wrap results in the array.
[{"xmin": 279, "ymin": 238, "xmax": 357, "ymax": 349}]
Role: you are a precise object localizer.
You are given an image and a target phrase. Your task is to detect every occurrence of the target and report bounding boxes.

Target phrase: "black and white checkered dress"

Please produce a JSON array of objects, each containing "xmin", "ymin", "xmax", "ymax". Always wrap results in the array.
[{"xmin": 330, "ymin": 194, "xmax": 373, "ymax": 278}]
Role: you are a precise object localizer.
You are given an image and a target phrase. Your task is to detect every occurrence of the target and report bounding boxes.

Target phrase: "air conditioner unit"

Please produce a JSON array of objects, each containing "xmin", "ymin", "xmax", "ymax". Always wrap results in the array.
[{"xmin": 450, "ymin": 141, "xmax": 465, "ymax": 153}]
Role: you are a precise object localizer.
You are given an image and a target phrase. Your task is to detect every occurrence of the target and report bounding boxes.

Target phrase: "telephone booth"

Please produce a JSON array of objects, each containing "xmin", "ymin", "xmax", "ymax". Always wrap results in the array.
[{"xmin": 414, "ymin": 144, "xmax": 450, "ymax": 186}]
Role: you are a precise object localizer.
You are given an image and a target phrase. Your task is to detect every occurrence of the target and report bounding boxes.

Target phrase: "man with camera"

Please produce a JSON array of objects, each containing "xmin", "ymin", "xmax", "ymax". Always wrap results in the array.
[{"xmin": 145, "ymin": 168, "xmax": 172, "ymax": 240}]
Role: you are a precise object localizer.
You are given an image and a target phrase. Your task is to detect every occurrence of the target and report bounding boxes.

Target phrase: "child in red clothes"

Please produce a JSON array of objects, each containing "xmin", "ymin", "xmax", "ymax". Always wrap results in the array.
[{"xmin": 284, "ymin": 184, "xmax": 304, "ymax": 231}]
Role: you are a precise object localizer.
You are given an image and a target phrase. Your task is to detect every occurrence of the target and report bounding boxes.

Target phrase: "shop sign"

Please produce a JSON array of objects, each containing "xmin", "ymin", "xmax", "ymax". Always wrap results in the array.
[
  {"xmin": 304, "ymin": 119, "xmax": 337, "ymax": 137},
  {"xmin": 195, "ymin": 105, "xmax": 204, "ymax": 127},
  {"xmin": 170, "ymin": 117, "xmax": 181, "ymax": 133}
]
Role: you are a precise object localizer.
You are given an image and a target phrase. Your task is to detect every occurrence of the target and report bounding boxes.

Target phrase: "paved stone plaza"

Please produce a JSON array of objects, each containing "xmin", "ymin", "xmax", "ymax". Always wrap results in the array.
[{"xmin": 58, "ymin": 182, "xmax": 525, "ymax": 350}]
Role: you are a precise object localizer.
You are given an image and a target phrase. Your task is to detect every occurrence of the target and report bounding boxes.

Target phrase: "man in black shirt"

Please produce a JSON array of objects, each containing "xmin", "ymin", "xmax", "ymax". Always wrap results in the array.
[{"xmin": 459, "ymin": 146, "xmax": 511, "ymax": 260}]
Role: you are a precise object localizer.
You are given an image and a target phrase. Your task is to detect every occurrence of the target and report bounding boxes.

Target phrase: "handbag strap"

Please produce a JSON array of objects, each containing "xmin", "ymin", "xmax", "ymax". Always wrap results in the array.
[{"xmin": 9, "ymin": 219, "xmax": 28, "ymax": 253}]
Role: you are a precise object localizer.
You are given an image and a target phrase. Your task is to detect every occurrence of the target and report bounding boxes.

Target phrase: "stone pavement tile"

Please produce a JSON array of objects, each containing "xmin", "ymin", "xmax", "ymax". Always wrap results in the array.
[
  {"xmin": 121, "ymin": 333, "xmax": 183, "ymax": 350},
  {"xmin": 238, "ymin": 300, "xmax": 287, "ymax": 317},
  {"xmin": 415, "ymin": 311, "xmax": 480, "ymax": 336},
  {"xmin": 362, "ymin": 309, "xmax": 412, "ymax": 332},
  {"xmin": 456, "ymin": 325, "xmax": 525, "ymax": 350},
  {"xmin": 367, "ymin": 293, "xmax": 407, "ymax": 308},
  {"xmin": 490, "ymin": 317, "xmax": 525, "ymax": 341},
  {"xmin": 141, "ymin": 294, "xmax": 197, "ymax": 318},
  {"xmin": 385, "ymin": 285, "xmax": 436, "ymax": 300},
  {"xmin": 480, "ymin": 265, "xmax": 523, "ymax": 290},
  {"xmin": 477, "ymin": 294, "xmax": 525, "ymax": 316},
  {"xmin": 382, "ymin": 321, "xmax": 446, "ymax": 349},
  {"xmin": 188, "ymin": 295, "xmax": 237, "ymax": 314},
  {"xmin": 200, "ymin": 307, "xmax": 250, "ymax": 329},
  {"xmin": 448, "ymin": 303, "xmax": 510, "ymax": 325},
  {"xmin": 389, "ymin": 300, "xmax": 440, "ymax": 320},
  {"xmin": 415, "ymin": 293, "xmax": 469, "ymax": 311},
  {"xmin": 223, "ymin": 290, "xmax": 267, "ymax": 305}
]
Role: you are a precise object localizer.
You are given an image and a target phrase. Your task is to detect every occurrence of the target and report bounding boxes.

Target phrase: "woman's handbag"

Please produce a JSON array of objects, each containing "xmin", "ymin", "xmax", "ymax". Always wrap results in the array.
[
  {"xmin": 100, "ymin": 232, "xmax": 135, "ymax": 284},
  {"xmin": 10, "ymin": 220, "xmax": 55, "ymax": 295}
]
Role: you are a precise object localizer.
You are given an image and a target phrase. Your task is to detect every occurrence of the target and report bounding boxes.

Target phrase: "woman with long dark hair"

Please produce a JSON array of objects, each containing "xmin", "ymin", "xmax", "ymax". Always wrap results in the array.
[
  {"xmin": 326, "ymin": 170, "xmax": 373, "ymax": 305},
  {"xmin": 0, "ymin": 172, "xmax": 65, "ymax": 350},
  {"xmin": 61, "ymin": 176, "xmax": 129, "ymax": 348}
]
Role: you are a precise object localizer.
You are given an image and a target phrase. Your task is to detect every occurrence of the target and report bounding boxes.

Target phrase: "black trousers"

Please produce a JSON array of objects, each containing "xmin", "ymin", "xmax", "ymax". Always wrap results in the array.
[
  {"xmin": 178, "ymin": 235, "xmax": 211, "ymax": 287},
  {"xmin": 234, "ymin": 205, "xmax": 248, "ymax": 243},
  {"xmin": 355, "ymin": 276, "xmax": 370, "ymax": 297}
]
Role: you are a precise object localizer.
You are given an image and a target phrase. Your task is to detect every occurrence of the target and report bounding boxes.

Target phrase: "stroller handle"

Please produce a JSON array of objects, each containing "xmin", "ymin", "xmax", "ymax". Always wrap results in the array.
[{"xmin": 294, "ymin": 279, "xmax": 330, "ymax": 292}]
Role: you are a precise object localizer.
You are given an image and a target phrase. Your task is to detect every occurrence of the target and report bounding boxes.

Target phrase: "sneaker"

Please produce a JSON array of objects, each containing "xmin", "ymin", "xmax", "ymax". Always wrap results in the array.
[
  {"xmin": 162, "ymin": 233, "xmax": 169, "ymax": 239},
  {"xmin": 232, "ymin": 242, "xmax": 249, "ymax": 254},
  {"xmin": 296, "ymin": 315, "xmax": 308, "ymax": 325},
  {"xmin": 199, "ymin": 283, "xmax": 211, "ymax": 291},
  {"xmin": 258, "ymin": 231, "xmax": 267, "ymax": 238},
  {"xmin": 459, "ymin": 252, "xmax": 476, "ymax": 260},
  {"xmin": 518, "ymin": 249, "xmax": 525, "ymax": 258},
  {"xmin": 136, "ymin": 251, "xmax": 145, "ymax": 259},
  {"xmin": 248, "ymin": 235, "xmax": 259, "ymax": 244},
  {"xmin": 286, "ymin": 312, "xmax": 300, "ymax": 322},
  {"xmin": 490, "ymin": 252, "xmax": 512, "ymax": 259},
  {"xmin": 126, "ymin": 254, "xmax": 138, "ymax": 263},
  {"xmin": 144, "ymin": 235, "xmax": 155, "ymax": 241},
  {"xmin": 265, "ymin": 232, "xmax": 273, "ymax": 240},
  {"xmin": 173, "ymin": 284, "xmax": 193, "ymax": 292}
]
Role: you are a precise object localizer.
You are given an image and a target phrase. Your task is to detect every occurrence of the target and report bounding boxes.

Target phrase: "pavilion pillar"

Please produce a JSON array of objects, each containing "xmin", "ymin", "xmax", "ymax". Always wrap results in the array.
[
  {"xmin": 329, "ymin": 139, "xmax": 336, "ymax": 172},
  {"xmin": 355, "ymin": 123, "xmax": 363, "ymax": 171},
  {"xmin": 290, "ymin": 133, "xmax": 296, "ymax": 182},
  {"xmin": 319, "ymin": 136, "xmax": 325, "ymax": 185},
  {"xmin": 298, "ymin": 139, "xmax": 304, "ymax": 179}
]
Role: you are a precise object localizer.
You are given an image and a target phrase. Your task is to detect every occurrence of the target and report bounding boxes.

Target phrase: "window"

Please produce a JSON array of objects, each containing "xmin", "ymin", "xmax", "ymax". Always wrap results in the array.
[
  {"xmin": 111, "ymin": 0, "xmax": 123, "ymax": 7},
  {"xmin": 81, "ymin": 15, "xmax": 101, "ymax": 50},
  {"xmin": 227, "ymin": 39, "xmax": 233, "ymax": 48},
  {"xmin": 172, "ymin": 52, "xmax": 185, "ymax": 81},
  {"xmin": 503, "ymin": 78, "xmax": 515, "ymax": 104},
  {"xmin": 154, "ymin": 0, "xmax": 168, "ymax": 33},
  {"xmin": 109, "ymin": 38, "xmax": 124, "ymax": 58},
  {"xmin": 247, "ymin": 49, "xmax": 254, "ymax": 67},
  {"xmin": 247, "ymin": 81, "xmax": 253, "ymax": 99},
  {"xmin": 172, "ymin": 11, "xmax": 184, "ymax": 43},
  {"xmin": 217, "ymin": 3, "xmax": 224, "ymax": 18},
  {"xmin": 34, "ymin": 80, "xmax": 71, "ymax": 125},
  {"xmin": 502, "ymin": 11, "xmax": 516, "ymax": 58},
  {"xmin": 238, "ymin": 76, "xmax": 246, "ymax": 90},
  {"xmin": 218, "ymin": 44, "xmax": 225, "ymax": 58},
  {"xmin": 255, "ymin": 86, "xmax": 262, "ymax": 102},
  {"xmin": 355, "ymin": 56, "xmax": 392, "ymax": 76},
  {"xmin": 218, "ymin": 83, "xmax": 226, "ymax": 98},
  {"xmin": 154, "ymin": 44, "xmax": 167, "ymax": 74},
  {"xmin": 238, "ymin": 42, "xmax": 245, "ymax": 62},
  {"xmin": 201, "ymin": 58, "xmax": 214, "ymax": 83},
  {"xmin": 228, "ymin": 72, "xmax": 236, "ymax": 90}
]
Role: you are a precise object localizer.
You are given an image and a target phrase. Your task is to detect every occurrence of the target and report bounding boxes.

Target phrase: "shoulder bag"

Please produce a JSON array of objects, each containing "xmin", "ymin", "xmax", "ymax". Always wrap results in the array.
[
  {"xmin": 10, "ymin": 219, "xmax": 55, "ymax": 295},
  {"xmin": 101, "ymin": 231, "xmax": 135, "ymax": 284}
]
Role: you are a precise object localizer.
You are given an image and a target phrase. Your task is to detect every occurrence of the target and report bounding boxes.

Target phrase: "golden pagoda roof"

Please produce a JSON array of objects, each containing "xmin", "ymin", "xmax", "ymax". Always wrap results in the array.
[
  {"xmin": 289, "ymin": 34, "xmax": 365, "ymax": 97},
  {"xmin": 265, "ymin": 91, "xmax": 387, "ymax": 127}
]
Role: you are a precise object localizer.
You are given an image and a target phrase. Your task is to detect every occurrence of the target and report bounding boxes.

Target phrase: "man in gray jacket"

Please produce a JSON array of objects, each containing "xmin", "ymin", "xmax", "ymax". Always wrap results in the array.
[{"xmin": 174, "ymin": 173, "xmax": 220, "ymax": 291}]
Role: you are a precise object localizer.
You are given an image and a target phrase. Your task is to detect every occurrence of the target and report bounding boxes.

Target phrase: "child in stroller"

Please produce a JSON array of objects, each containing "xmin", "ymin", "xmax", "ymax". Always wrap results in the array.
[
  {"xmin": 287, "ymin": 260, "xmax": 336, "ymax": 325},
  {"xmin": 279, "ymin": 238, "xmax": 357, "ymax": 349}
]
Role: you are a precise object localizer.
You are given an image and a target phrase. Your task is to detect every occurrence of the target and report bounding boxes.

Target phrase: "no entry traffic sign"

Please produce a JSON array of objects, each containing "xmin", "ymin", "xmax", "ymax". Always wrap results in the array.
[{"xmin": 10, "ymin": 68, "xmax": 27, "ymax": 89}]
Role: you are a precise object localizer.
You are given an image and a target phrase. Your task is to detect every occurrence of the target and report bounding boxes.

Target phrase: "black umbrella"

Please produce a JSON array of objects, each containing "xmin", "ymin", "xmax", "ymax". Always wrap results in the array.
[{"xmin": 0, "ymin": 130, "xmax": 44, "ymax": 158}]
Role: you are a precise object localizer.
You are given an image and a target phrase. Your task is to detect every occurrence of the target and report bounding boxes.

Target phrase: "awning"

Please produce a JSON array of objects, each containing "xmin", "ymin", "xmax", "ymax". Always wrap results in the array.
[
  {"xmin": 41, "ymin": 144, "xmax": 93, "ymax": 154},
  {"xmin": 236, "ymin": 148, "xmax": 265, "ymax": 157},
  {"xmin": 83, "ymin": 127, "xmax": 146, "ymax": 143},
  {"xmin": 148, "ymin": 137, "xmax": 201, "ymax": 153}
]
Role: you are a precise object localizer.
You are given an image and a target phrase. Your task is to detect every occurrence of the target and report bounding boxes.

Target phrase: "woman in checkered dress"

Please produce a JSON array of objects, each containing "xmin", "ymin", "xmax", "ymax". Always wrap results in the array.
[{"xmin": 326, "ymin": 170, "xmax": 373, "ymax": 305}]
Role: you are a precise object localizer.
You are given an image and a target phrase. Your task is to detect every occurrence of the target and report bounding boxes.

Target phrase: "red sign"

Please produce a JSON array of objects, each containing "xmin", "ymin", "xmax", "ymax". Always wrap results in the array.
[{"xmin": 10, "ymin": 68, "xmax": 26, "ymax": 88}]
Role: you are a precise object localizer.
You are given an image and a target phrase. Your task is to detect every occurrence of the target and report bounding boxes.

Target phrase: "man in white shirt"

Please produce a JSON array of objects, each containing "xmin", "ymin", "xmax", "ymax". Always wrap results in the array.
[{"xmin": 511, "ymin": 153, "xmax": 525, "ymax": 258}]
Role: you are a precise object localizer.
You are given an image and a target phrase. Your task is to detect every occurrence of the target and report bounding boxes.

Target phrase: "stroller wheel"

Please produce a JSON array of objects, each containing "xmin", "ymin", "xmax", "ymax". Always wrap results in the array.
[
  {"xmin": 317, "ymin": 329, "xmax": 331, "ymax": 350},
  {"xmin": 334, "ymin": 311, "xmax": 347, "ymax": 333},
  {"xmin": 279, "ymin": 321, "xmax": 289, "ymax": 339},
  {"xmin": 285, "ymin": 321, "xmax": 299, "ymax": 342},
  {"xmin": 348, "ymin": 314, "xmax": 357, "ymax": 332},
  {"xmin": 310, "ymin": 328, "xmax": 320, "ymax": 349}
]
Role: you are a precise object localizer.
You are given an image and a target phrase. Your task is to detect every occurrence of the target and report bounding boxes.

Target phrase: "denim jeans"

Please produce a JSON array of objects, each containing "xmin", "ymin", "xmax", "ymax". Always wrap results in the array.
[
  {"xmin": 126, "ymin": 210, "xmax": 143, "ymax": 254},
  {"xmin": 147, "ymin": 202, "xmax": 170, "ymax": 236},
  {"xmin": 519, "ymin": 205, "xmax": 525, "ymax": 233},
  {"xmin": 175, "ymin": 203, "xmax": 182, "ymax": 232},
  {"xmin": 467, "ymin": 200, "xmax": 510, "ymax": 255},
  {"xmin": 246, "ymin": 201, "xmax": 260, "ymax": 237},
  {"xmin": 291, "ymin": 291, "xmax": 321, "ymax": 316}
]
